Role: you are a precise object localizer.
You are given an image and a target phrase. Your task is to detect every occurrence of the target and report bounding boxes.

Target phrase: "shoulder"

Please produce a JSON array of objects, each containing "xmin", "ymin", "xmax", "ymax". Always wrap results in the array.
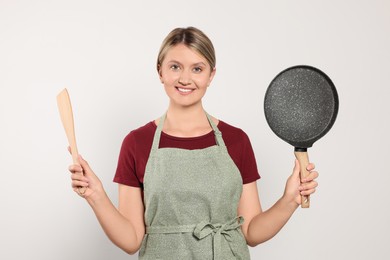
[
  {"xmin": 121, "ymin": 121, "xmax": 156, "ymax": 148},
  {"xmin": 128, "ymin": 121, "xmax": 156, "ymax": 137},
  {"xmin": 218, "ymin": 120, "xmax": 260, "ymax": 183},
  {"xmin": 218, "ymin": 120, "xmax": 245, "ymax": 134},
  {"xmin": 218, "ymin": 120, "xmax": 250, "ymax": 145}
]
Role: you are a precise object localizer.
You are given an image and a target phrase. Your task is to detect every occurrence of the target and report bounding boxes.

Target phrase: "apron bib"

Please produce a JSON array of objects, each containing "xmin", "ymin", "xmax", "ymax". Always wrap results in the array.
[{"xmin": 139, "ymin": 112, "xmax": 250, "ymax": 260}]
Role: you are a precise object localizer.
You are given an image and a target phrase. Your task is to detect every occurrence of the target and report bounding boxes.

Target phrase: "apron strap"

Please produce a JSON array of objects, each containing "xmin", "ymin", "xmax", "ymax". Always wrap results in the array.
[
  {"xmin": 205, "ymin": 112, "xmax": 227, "ymax": 148},
  {"xmin": 150, "ymin": 112, "xmax": 166, "ymax": 153}
]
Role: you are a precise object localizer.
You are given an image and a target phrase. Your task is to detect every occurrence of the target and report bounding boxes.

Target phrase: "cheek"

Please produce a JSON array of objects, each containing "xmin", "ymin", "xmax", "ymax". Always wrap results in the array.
[
  {"xmin": 193, "ymin": 77, "xmax": 211, "ymax": 88},
  {"xmin": 162, "ymin": 72, "xmax": 179, "ymax": 84}
]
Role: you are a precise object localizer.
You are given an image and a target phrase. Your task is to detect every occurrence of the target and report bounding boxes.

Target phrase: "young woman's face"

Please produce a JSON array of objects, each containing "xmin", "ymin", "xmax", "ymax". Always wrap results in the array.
[{"xmin": 159, "ymin": 43, "xmax": 215, "ymax": 108}]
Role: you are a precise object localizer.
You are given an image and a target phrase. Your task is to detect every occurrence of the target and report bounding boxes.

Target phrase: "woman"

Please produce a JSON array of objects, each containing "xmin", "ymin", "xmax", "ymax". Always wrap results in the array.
[{"xmin": 69, "ymin": 27, "xmax": 318, "ymax": 259}]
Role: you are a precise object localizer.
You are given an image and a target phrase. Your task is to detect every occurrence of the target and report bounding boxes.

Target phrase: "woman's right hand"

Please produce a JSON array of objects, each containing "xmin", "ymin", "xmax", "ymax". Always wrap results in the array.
[{"xmin": 68, "ymin": 154, "xmax": 104, "ymax": 200}]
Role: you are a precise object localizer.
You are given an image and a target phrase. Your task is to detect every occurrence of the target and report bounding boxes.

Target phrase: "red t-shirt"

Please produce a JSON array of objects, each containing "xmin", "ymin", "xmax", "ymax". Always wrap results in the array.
[{"xmin": 113, "ymin": 120, "xmax": 260, "ymax": 188}]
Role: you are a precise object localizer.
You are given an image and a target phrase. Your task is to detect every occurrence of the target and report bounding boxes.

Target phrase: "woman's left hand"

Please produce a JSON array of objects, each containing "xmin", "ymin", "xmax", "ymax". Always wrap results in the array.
[{"xmin": 284, "ymin": 159, "xmax": 319, "ymax": 206}]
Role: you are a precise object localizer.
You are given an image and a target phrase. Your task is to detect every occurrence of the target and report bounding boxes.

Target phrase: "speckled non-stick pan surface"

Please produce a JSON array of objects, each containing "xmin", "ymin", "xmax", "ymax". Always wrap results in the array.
[{"xmin": 264, "ymin": 65, "xmax": 339, "ymax": 151}]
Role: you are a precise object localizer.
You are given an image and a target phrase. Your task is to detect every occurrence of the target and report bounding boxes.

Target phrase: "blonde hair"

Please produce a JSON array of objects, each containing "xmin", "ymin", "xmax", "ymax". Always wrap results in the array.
[{"xmin": 157, "ymin": 27, "xmax": 216, "ymax": 71}]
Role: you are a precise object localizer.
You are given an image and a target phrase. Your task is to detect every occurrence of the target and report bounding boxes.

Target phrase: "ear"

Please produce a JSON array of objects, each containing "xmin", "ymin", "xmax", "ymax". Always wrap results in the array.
[
  {"xmin": 157, "ymin": 64, "xmax": 163, "ymax": 84},
  {"xmin": 208, "ymin": 67, "xmax": 216, "ymax": 86}
]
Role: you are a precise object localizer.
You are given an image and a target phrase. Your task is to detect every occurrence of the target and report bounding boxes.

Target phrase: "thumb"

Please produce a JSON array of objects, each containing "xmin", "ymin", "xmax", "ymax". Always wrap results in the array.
[
  {"xmin": 292, "ymin": 159, "xmax": 301, "ymax": 178},
  {"xmin": 78, "ymin": 155, "xmax": 92, "ymax": 174}
]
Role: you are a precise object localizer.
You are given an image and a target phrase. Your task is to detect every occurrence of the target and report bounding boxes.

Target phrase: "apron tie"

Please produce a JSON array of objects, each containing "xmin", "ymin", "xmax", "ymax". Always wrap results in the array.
[
  {"xmin": 193, "ymin": 216, "xmax": 244, "ymax": 260},
  {"xmin": 145, "ymin": 216, "xmax": 244, "ymax": 259}
]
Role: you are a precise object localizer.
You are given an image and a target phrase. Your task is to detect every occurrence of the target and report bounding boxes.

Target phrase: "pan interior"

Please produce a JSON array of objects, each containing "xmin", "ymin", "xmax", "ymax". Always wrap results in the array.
[{"xmin": 264, "ymin": 67, "xmax": 338, "ymax": 148}]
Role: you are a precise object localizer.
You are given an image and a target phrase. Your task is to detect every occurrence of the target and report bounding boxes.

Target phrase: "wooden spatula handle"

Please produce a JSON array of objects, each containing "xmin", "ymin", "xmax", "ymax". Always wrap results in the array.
[
  {"xmin": 57, "ymin": 88, "xmax": 86, "ymax": 193},
  {"xmin": 294, "ymin": 151, "xmax": 310, "ymax": 208}
]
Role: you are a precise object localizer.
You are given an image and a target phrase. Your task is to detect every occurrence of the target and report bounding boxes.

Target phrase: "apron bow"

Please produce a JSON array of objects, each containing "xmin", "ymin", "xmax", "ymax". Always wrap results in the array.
[{"xmin": 193, "ymin": 216, "xmax": 244, "ymax": 260}]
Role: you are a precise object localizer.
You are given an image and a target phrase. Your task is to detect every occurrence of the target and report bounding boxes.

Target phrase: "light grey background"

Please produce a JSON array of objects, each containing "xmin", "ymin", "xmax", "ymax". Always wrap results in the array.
[{"xmin": 1, "ymin": 0, "xmax": 389, "ymax": 259}]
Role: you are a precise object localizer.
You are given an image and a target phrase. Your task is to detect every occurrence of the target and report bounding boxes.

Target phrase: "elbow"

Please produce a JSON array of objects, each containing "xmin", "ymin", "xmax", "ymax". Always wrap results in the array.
[
  {"xmin": 122, "ymin": 243, "xmax": 141, "ymax": 255},
  {"xmin": 246, "ymin": 237, "xmax": 272, "ymax": 247},
  {"xmin": 246, "ymin": 240, "xmax": 258, "ymax": 248},
  {"xmin": 246, "ymin": 235, "xmax": 263, "ymax": 248},
  {"xmin": 119, "ymin": 240, "xmax": 142, "ymax": 255},
  {"xmin": 245, "ymin": 232, "xmax": 259, "ymax": 247},
  {"xmin": 124, "ymin": 249, "xmax": 138, "ymax": 255},
  {"xmin": 246, "ymin": 237, "xmax": 271, "ymax": 248},
  {"xmin": 246, "ymin": 228, "xmax": 275, "ymax": 247}
]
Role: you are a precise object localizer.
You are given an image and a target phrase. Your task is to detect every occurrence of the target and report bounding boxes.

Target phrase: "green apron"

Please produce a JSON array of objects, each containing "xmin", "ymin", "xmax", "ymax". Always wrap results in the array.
[{"xmin": 139, "ymin": 112, "xmax": 251, "ymax": 260}]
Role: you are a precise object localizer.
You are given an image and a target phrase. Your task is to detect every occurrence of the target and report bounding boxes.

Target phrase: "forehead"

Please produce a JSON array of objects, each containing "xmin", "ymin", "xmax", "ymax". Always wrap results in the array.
[{"xmin": 163, "ymin": 44, "xmax": 207, "ymax": 64}]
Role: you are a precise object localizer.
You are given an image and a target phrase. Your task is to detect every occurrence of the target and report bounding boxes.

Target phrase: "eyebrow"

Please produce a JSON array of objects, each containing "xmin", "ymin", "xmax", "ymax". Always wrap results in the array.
[{"xmin": 167, "ymin": 60, "xmax": 207, "ymax": 67}]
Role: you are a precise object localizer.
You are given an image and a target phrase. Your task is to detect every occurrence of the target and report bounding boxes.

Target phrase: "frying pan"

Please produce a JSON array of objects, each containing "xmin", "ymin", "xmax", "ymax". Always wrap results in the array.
[
  {"xmin": 264, "ymin": 65, "xmax": 338, "ymax": 208},
  {"xmin": 57, "ymin": 88, "xmax": 86, "ymax": 194}
]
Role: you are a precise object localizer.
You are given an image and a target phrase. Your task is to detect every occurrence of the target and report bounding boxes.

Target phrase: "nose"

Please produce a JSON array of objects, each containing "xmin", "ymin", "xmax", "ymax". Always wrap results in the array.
[{"xmin": 178, "ymin": 70, "xmax": 191, "ymax": 86}]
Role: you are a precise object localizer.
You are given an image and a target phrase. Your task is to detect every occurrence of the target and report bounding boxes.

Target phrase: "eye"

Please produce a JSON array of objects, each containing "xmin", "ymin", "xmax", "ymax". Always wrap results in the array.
[
  {"xmin": 193, "ymin": 67, "xmax": 203, "ymax": 73},
  {"xmin": 170, "ymin": 64, "xmax": 180, "ymax": 71}
]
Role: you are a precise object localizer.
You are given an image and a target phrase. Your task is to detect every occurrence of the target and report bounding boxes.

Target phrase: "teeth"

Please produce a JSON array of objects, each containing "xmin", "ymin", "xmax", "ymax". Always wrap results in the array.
[{"xmin": 177, "ymin": 87, "xmax": 192, "ymax": 93}]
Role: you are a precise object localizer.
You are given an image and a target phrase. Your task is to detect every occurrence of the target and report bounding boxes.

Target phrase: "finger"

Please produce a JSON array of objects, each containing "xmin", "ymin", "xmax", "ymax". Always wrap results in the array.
[
  {"xmin": 306, "ymin": 163, "xmax": 315, "ymax": 171},
  {"xmin": 71, "ymin": 171, "xmax": 89, "ymax": 188},
  {"xmin": 300, "ymin": 180, "xmax": 318, "ymax": 191},
  {"xmin": 71, "ymin": 173, "xmax": 88, "ymax": 182},
  {"xmin": 68, "ymin": 165, "xmax": 83, "ymax": 174},
  {"xmin": 302, "ymin": 171, "xmax": 319, "ymax": 182},
  {"xmin": 300, "ymin": 188, "xmax": 316, "ymax": 196},
  {"xmin": 71, "ymin": 180, "xmax": 89, "ymax": 189}
]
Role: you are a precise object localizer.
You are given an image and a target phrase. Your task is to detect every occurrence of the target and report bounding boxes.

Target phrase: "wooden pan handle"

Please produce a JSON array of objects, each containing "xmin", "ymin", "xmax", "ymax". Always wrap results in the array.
[
  {"xmin": 294, "ymin": 150, "xmax": 310, "ymax": 208},
  {"xmin": 57, "ymin": 88, "xmax": 86, "ymax": 193}
]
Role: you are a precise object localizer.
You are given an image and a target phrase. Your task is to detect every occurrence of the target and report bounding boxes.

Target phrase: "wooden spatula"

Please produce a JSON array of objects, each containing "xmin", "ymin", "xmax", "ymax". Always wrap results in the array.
[{"xmin": 57, "ymin": 88, "xmax": 86, "ymax": 193}]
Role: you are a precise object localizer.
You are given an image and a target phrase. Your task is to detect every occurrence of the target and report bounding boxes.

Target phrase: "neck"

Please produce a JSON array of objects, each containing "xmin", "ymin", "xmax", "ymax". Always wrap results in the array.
[{"xmin": 163, "ymin": 102, "xmax": 212, "ymax": 137}]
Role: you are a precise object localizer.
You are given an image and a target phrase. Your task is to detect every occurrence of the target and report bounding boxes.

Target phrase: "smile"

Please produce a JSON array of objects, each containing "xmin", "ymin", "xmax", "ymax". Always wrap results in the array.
[{"xmin": 176, "ymin": 87, "xmax": 194, "ymax": 94}]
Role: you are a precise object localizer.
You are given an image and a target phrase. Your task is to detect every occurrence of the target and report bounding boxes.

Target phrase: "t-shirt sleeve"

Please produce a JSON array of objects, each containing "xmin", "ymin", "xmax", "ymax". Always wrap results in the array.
[
  {"xmin": 113, "ymin": 132, "xmax": 142, "ymax": 187},
  {"xmin": 222, "ymin": 122, "xmax": 260, "ymax": 184},
  {"xmin": 237, "ymin": 131, "xmax": 261, "ymax": 184},
  {"xmin": 242, "ymin": 132, "xmax": 260, "ymax": 184}
]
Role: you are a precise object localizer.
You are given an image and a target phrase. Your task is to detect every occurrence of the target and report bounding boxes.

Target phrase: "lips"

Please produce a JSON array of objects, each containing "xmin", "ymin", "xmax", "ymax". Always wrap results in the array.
[{"xmin": 176, "ymin": 87, "xmax": 195, "ymax": 94}]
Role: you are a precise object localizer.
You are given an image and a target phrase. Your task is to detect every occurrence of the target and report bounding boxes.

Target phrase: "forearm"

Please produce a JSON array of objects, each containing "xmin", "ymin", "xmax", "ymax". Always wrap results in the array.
[
  {"xmin": 86, "ymin": 191, "xmax": 142, "ymax": 254},
  {"xmin": 246, "ymin": 196, "xmax": 298, "ymax": 246}
]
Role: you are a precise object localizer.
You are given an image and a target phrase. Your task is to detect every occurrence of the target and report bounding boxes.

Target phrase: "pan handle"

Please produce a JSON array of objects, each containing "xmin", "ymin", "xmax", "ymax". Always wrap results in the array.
[{"xmin": 294, "ymin": 149, "xmax": 310, "ymax": 208}]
